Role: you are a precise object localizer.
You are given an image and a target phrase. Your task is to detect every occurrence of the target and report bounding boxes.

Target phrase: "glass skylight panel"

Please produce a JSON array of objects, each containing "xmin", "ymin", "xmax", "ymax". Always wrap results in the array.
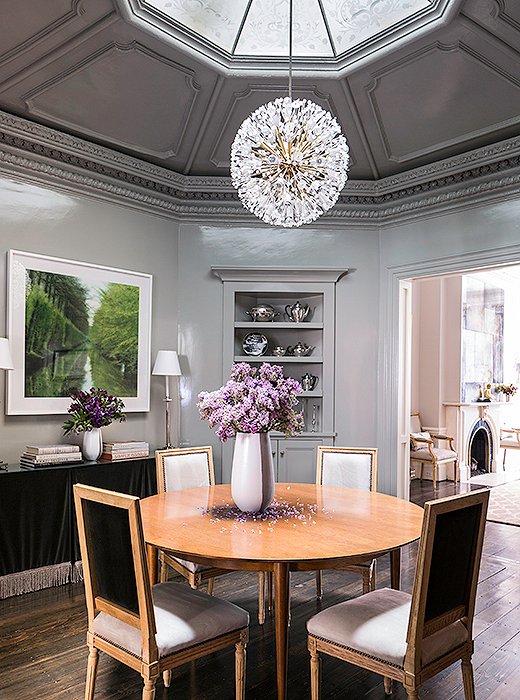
[
  {"xmin": 143, "ymin": 0, "xmax": 250, "ymax": 52},
  {"xmin": 321, "ymin": 0, "xmax": 433, "ymax": 53},
  {"xmin": 234, "ymin": 0, "xmax": 334, "ymax": 57}
]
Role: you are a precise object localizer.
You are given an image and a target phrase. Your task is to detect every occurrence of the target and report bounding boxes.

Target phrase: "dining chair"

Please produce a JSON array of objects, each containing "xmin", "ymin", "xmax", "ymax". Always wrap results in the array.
[
  {"xmin": 73, "ymin": 483, "xmax": 248, "ymax": 700},
  {"xmin": 315, "ymin": 446, "xmax": 379, "ymax": 598},
  {"xmin": 410, "ymin": 412, "xmax": 458, "ymax": 489},
  {"xmin": 307, "ymin": 488, "xmax": 490, "ymax": 700},
  {"xmin": 156, "ymin": 446, "xmax": 269, "ymax": 623}
]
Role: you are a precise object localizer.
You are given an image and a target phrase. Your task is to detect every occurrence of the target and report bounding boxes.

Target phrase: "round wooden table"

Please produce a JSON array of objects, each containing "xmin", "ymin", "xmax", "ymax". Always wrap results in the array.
[{"xmin": 141, "ymin": 483, "xmax": 423, "ymax": 700}]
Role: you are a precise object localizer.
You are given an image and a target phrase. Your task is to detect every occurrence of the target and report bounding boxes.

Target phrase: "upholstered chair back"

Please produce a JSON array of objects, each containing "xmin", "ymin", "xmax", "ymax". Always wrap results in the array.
[
  {"xmin": 406, "ymin": 489, "xmax": 489, "ymax": 668},
  {"xmin": 316, "ymin": 447, "xmax": 377, "ymax": 492},
  {"xmin": 156, "ymin": 447, "xmax": 215, "ymax": 494},
  {"xmin": 73, "ymin": 484, "xmax": 156, "ymax": 656},
  {"xmin": 410, "ymin": 413, "xmax": 422, "ymax": 433}
]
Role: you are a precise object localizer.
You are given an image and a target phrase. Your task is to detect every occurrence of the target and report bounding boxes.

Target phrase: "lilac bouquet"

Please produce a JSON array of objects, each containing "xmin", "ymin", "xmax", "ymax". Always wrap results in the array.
[
  {"xmin": 198, "ymin": 363, "xmax": 304, "ymax": 442},
  {"xmin": 63, "ymin": 387, "xmax": 126, "ymax": 435}
]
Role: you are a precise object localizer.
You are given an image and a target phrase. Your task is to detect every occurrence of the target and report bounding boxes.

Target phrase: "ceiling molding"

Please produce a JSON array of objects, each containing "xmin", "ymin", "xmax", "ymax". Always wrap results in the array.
[{"xmin": 0, "ymin": 109, "xmax": 519, "ymax": 227}]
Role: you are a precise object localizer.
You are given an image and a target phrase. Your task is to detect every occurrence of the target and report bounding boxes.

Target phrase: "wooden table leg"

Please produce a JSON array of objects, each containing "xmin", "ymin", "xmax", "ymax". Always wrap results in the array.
[
  {"xmin": 147, "ymin": 544, "xmax": 158, "ymax": 585},
  {"xmin": 390, "ymin": 548, "xmax": 400, "ymax": 590},
  {"xmin": 274, "ymin": 562, "xmax": 290, "ymax": 700}
]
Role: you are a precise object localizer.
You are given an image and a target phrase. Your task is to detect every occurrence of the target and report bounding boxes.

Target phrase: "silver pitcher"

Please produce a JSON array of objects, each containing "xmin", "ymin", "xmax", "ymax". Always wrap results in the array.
[
  {"xmin": 285, "ymin": 300, "xmax": 310, "ymax": 323},
  {"xmin": 301, "ymin": 373, "xmax": 318, "ymax": 391}
]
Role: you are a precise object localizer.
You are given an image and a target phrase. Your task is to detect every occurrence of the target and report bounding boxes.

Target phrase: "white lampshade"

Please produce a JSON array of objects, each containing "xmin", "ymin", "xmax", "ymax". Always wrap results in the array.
[
  {"xmin": 152, "ymin": 350, "xmax": 181, "ymax": 377},
  {"xmin": 0, "ymin": 338, "xmax": 14, "ymax": 370}
]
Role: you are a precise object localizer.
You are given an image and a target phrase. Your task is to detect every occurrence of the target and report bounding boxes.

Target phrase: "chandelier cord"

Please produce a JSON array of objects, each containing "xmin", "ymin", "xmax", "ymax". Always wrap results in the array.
[{"xmin": 288, "ymin": 0, "xmax": 293, "ymax": 99}]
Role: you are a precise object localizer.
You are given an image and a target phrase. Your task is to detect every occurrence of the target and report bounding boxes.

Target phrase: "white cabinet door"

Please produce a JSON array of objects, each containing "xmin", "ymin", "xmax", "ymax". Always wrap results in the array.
[{"xmin": 276, "ymin": 438, "xmax": 323, "ymax": 484}]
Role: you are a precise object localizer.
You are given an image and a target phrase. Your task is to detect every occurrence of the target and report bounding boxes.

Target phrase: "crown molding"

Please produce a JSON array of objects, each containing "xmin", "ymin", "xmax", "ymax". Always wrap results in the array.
[{"xmin": 0, "ymin": 109, "xmax": 520, "ymax": 226}]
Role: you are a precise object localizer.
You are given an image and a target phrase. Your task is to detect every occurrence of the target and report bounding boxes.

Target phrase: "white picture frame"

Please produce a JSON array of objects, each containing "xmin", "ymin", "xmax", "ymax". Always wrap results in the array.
[{"xmin": 7, "ymin": 250, "xmax": 152, "ymax": 415}]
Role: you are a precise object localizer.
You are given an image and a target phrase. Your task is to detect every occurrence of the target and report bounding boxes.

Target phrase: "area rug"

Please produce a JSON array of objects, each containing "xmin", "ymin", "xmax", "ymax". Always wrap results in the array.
[{"xmin": 487, "ymin": 480, "xmax": 520, "ymax": 527}]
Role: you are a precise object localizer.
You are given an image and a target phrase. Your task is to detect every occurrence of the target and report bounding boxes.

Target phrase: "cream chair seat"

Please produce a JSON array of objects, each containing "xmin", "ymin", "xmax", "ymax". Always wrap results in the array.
[
  {"xmin": 156, "ymin": 447, "xmax": 269, "ymax": 624},
  {"xmin": 410, "ymin": 412, "xmax": 458, "ymax": 489},
  {"xmin": 307, "ymin": 489, "xmax": 489, "ymax": 700}
]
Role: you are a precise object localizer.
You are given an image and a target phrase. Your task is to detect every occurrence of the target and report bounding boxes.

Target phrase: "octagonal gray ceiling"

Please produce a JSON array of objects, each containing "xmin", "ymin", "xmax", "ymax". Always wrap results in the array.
[{"xmin": 0, "ymin": 0, "xmax": 519, "ymax": 181}]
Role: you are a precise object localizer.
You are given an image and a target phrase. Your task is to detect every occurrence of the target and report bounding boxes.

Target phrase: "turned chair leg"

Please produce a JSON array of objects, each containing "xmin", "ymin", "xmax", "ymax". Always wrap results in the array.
[
  {"xmin": 384, "ymin": 677, "xmax": 393, "ymax": 695},
  {"xmin": 85, "ymin": 646, "xmax": 99, "ymax": 700},
  {"xmin": 141, "ymin": 677, "xmax": 157, "ymax": 700},
  {"xmin": 405, "ymin": 690, "xmax": 419, "ymax": 699},
  {"xmin": 503, "ymin": 449, "xmax": 507, "ymax": 467},
  {"xmin": 316, "ymin": 570, "xmax": 323, "ymax": 599},
  {"xmin": 432, "ymin": 462, "xmax": 438, "ymax": 490},
  {"xmin": 159, "ymin": 555, "xmax": 168, "ymax": 583},
  {"xmin": 163, "ymin": 670, "xmax": 171, "ymax": 687},
  {"xmin": 309, "ymin": 643, "xmax": 321, "ymax": 700},
  {"xmin": 461, "ymin": 657, "xmax": 476, "ymax": 700},
  {"xmin": 258, "ymin": 572, "xmax": 266, "ymax": 624},
  {"xmin": 207, "ymin": 578, "xmax": 215, "ymax": 596},
  {"xmin": 235, "ymin": 631, "xmax": 247, "ymax": 700},
  {"xmin": 362, "ymin": 560, "xmax": 376, "ymax": 594},
  {"xmin": 267, "ymin": 571, "xmax": 273, "ymax": 612}
]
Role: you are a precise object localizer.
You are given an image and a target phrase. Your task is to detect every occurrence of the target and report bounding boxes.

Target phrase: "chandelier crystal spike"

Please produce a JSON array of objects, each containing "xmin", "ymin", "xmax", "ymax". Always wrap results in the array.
[{"xmin": 230, "ymin": 0, "xmax": 350, "ymax": 228}]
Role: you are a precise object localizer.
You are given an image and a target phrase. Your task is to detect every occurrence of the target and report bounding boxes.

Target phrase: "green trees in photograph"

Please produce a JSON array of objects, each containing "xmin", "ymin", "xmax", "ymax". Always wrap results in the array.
[{"xmin": 90, "ymin": 283, "xmax": 139, "ymax": 394}]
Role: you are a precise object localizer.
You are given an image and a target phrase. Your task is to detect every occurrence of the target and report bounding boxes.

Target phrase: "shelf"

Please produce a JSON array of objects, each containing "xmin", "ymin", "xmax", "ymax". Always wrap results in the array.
[
  {"xmin": 234, "ymin": 355, "xmax": 322, "ymax": 363},
  {"xmin": 234, "ymin": 322, "xmax": 323, "ymax": 329},
  {"xmin": 298, "ymin": 391, "xmax": 323, "ymax": 398}
]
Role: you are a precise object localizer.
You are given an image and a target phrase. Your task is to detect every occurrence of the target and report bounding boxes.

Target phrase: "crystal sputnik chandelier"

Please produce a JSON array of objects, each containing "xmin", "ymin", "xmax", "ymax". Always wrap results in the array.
[{"xmin": 230, "ymin": 1, "xmax": 350, "ymax": 228}]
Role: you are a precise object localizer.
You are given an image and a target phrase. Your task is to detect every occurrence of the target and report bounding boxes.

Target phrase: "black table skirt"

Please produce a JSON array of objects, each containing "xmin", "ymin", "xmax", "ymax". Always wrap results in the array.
[{"xmin": 0, "ymin": 458, "xmax": 156, "ymax": 597}]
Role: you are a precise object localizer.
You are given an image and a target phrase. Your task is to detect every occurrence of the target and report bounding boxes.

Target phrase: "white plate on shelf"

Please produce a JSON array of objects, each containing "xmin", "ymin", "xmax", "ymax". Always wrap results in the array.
[{"xmin": 242, "ymin": 333, "xmax": 268, "ymax": 356}]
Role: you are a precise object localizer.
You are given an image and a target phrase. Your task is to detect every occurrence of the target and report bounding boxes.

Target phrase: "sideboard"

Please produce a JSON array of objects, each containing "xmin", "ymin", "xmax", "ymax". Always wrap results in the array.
[{"xmin": 0, "ymin": 457, "xmax": 156, "ymax": 598}]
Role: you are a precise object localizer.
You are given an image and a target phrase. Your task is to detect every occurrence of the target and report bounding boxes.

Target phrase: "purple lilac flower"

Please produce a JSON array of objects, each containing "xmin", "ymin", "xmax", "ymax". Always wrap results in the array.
[
  {"xmin": 197, "ymin": 363, "xmax": 304, "ymax": 442},
  {"xmin": 63, "ymin": 387, "xmax": 126, "ymax": 435}
]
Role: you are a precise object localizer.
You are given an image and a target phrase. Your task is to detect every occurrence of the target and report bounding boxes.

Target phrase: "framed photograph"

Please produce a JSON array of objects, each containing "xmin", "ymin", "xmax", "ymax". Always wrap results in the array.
[{"xmin": 7, "ymin": 250, "xmax": 152, "ymax": 415}]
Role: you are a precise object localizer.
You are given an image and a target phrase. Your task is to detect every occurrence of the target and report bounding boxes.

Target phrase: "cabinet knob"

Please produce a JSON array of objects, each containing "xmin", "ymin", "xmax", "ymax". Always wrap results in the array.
[
  {"xmin": 272, "ymin": 451, "xmax": 276, "ymax": 458},
  {"xmin": 280, "ymin": 451, "xmax": 285, "ymax": 458}
]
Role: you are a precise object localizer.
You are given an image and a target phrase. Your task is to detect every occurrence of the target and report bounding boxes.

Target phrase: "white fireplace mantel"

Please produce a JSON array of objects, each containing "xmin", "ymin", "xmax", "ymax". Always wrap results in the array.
[{"xmin": 444, "ymin": 402, "xmax": 510, "ymax": 480}]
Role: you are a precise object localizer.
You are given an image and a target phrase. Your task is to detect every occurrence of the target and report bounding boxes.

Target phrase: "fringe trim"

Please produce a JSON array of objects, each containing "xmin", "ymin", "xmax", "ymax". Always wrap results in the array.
[
  {"xmin": 72, "ymin": 560, "xmax": 84, "ymax": 583},
  {"xmin": 0, "ymin": 562, "xmax": 73, "ymax": 599}
]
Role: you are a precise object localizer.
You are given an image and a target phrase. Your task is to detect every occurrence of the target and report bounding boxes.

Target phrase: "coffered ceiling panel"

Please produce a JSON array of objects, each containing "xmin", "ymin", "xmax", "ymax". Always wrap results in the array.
[
  {"xmin": 366, "ymin": 41, "xmax": 520, "ymax": 165},
  {"xmin": 23, "ymin": 42, "xmax": 200, "ymax": 158},
  {"xmin": 0, "ymin": 0, "xmax": 519, "ymax": 181}
]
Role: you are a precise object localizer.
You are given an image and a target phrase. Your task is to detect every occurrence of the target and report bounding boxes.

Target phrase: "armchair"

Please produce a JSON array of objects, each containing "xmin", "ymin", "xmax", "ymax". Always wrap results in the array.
[
  {"xmin": 410, "ymin": 412, "xmax": 458, "ymax": 489},
  {"xmin": 499, "ymin": 427, "xmax": 520, "ymax": 467}
]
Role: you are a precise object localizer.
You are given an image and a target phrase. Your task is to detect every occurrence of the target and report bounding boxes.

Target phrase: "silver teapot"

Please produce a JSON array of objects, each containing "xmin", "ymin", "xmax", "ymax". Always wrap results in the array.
[
  {"xmin": 246, "ymin": 303, "xmax": 279, "ymax": 322},
  {"xmin": 285, "ymin": 300, "xmax": 310, "ymax": 323},
  {"xmin": 287, "ymin": 341, "xmax": 314, "ymax": 357},
  {"xmin": 301, "ymin": 373, "xmax": 318, "ymax": 391},
  {"xmin": 273, "ymin": 346, "xmax": 286, "ymax": 356}
]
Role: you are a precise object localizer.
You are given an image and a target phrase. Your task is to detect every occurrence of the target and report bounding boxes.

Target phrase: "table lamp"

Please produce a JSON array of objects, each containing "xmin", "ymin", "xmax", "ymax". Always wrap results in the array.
[
  {"xmin": 152, "ymin": 350, "xmax": 181, "ymax": 449},
  {"xmin": 0, "ymin": 338, "xmax": 14, "ymax": 469}
]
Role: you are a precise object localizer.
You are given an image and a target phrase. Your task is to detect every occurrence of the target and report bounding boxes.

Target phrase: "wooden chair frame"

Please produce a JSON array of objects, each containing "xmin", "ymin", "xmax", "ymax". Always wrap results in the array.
[
  {"xmin": 74, "ymin": 483, "xmax": 248, "ymax": 700},
  {"xmin": 156, "ymin": 447, "xmax": 269, "ymax": 624},
  {"xmin": 410, "ymin": 412, "xmax": 458, "ymax": 490},
  {"xmin": 308, "ymin": 489, "xmax": 489, "ymax": 700},
  {"xmin": 315, "ymin": 446, "xmax": 379, "ymax": 598}
]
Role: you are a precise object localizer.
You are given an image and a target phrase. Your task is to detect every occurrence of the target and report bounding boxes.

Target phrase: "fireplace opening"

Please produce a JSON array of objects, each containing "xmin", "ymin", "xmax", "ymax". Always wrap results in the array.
[{"xmin": 468, "ymin": 419, "xmax": 494, "ymax": 475}]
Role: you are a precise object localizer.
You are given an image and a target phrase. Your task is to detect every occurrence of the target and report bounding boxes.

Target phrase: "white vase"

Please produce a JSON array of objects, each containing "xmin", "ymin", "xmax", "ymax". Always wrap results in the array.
[
  {"xmin": 82, "ymin": 428, "xmax": 103, "ymax": 461},
  {"xmin": 231, "ymin": 432, "xmax": 275, "ymax": 513}
]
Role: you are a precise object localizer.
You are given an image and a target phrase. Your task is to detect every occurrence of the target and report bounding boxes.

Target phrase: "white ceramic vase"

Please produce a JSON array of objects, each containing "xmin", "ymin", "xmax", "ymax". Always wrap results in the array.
[
  {"xmin": 231, "ymin": 432, "xmax": 275, "ymax": 513},
  {"xmin": 82, "ymin": 427, "xmax": 103, "ymax": 461}
]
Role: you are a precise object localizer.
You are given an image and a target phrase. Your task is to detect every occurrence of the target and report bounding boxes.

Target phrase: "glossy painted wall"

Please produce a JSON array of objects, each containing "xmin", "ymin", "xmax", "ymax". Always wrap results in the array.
[
  {"xmin": 0, "ymin": 175, "xmax": 179, "ymax": 464},
  {"xmin": 177, "ymin": 222, "xmax": 381, "ymax": 482}
]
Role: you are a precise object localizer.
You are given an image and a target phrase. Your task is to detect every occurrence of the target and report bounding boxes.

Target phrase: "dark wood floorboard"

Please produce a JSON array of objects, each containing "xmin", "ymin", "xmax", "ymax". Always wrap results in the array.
[{"xmin": 1, "ymin": 479, "xmax": 519, "ymax": 699}]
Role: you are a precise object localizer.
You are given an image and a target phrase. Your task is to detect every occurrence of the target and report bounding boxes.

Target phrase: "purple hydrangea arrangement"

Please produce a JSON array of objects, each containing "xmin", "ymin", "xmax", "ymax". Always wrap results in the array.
[
  {"xmin": 63, "ymin": 387, "xmax": 126, "ymax": 435},
  {"xmin": 197, "ymin": 362, "xmax": 304, "ymax": 442}
]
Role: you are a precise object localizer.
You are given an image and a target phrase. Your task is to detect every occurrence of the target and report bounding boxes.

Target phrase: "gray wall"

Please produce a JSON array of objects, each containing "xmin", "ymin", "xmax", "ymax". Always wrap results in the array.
[
  {"xmin": 177, "ymin": 222, "xmax": 381, "ymax": 482},
  {"xmin": 0, "ymin": 174, "xmax": 179, "ymax": 463}
]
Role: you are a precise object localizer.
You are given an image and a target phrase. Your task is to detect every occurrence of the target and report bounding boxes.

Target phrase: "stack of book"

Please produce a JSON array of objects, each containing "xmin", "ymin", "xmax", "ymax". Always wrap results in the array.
[
  {"xmin": 100, "ymin": 441, "xmax": 149, "ymax": 461},
  {"xmin": 20, "ymin": 444, "xmax": 83, "ymax": 468}
]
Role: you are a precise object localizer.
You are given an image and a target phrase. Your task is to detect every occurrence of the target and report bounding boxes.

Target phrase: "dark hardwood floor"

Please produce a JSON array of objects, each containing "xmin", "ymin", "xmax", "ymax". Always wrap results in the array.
[{"xmin": 1, "ymin": 479, "xmax": 519, "ymax": 699}]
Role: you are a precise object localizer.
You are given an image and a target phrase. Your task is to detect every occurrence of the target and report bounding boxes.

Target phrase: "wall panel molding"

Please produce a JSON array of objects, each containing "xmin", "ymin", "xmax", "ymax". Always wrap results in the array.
[{"xmin": 0, "ymin": 109, "xmax": 520, "ymax": 226}]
